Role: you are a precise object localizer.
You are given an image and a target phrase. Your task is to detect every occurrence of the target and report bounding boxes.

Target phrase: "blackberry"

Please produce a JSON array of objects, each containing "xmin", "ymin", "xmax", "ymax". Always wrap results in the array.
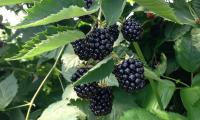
[
  {"xmin": 86, "ymin": 28, "xmax": 115, "ymax": 60},
  {"xmin": 84, "ymin": 0, "xmax": 94, "ymax": 9},
  {"xmin": 89, "ymin": 87, "xmax": 113, "ymax": 116},
  {"xmin": 121, "ymin": 18, "xmax": 142, "ymax": 42},
  {"xmin": 71, "ymin": 67, "xmax": 89, "ymax": 82},
  {"xmin": 74, "ymin": 82, "xmax": 99, "ymax": 99},
  {"xmin": 113, "ymin": 58, "xmax": 146, "ymax": 92},
  {"xmin": 108, "ymin": 24, "xmax": 119, "ymax": 41},
  {"xmin": 72, "ymin": 39, "xmax": 91, "ymax": 61},
  {"xmin": 71, "ymin": 67, "xmax": 99, "ymax": 99}
]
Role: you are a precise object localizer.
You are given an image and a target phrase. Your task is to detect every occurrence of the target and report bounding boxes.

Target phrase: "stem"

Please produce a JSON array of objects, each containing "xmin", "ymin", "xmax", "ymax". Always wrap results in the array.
[
  {"xmin": 6, "ymin": 103, "xmax": 33, "ymax": 111},
  {"xmin": 132, "ymin": 41, "xmax": 164, "ymax": 110},
  {"xmin": 149, "ymin": 79, "xmax": 164, "ymax": 110},
  {"xmin": 162, "ymin": 75, "xmax": 190, "ymax": 87},
  {"xmin": 25, "ymin": 46, "xmax": 65, "ymax": 120},
  {"xmin": 58, "ymin": 75, "xmax": 65, "ymax": 92},
  {"xmin": 2, "ymin": 67, "xmax": 34, "ymax": 74},
  {"xmin": 97, "ymin": 6, "xmax": 102, "ymax": 28},
  {"xmin": 132, "ymin": 42, "xmax": 146, "ymax": 64}
]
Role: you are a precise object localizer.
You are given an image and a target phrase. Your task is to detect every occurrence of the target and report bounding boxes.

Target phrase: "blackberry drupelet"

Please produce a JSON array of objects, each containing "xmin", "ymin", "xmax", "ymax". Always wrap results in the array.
[
  {"xmin": 113, "ymin": 58, "xmax": 146, "ymax": 92},
  {"xmin": 108, "ymin": 24, "xmax": 119, "ymax": 41},
  {"xmin": 86, "ymin": 28, "xmax": 115, "ymax": 60},
  {"xmin": 71, "ymin": 39, "xmax": 91, "ymax": 61},
  {"xmin": 71, "ymin": 67, "xmax": 99, "ymax": 99},
  {"xmin": 84, "ymin": 0, "xmax": 94, "ymax": 9},
  {"xmin": 121, "ymin": 18, "xmax": 142, "ymax": 42},
  {"xmin": 89, "ymin": 87, "xmax": 113, "ymax": 116}
]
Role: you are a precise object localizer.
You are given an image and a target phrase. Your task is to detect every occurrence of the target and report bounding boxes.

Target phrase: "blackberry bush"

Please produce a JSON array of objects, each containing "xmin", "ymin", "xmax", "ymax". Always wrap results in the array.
[
  {"xmin": 71, "ymin": 67, "xmax": 99, "ymax": 99},
  {"xmin": 121, "ymin": 18, "xmax": 142, "ymax": 42},
  {"xmin": 113, "ymin": 58, "xmax": 146, "ymax": 92},
  {"xmin": 71, "ymin": 39, "xmax": 91, "ymax": 61},
  {"xmin": 2, "ymin": 0, "xmax": 196, "ymax": 120},
  {"xmin": 86, "ymin": 28, "xmax": 115, "ymax": 60},
  {"xmin": 89, "ymin": 87, "xmax": 113, "ymax": 116}
]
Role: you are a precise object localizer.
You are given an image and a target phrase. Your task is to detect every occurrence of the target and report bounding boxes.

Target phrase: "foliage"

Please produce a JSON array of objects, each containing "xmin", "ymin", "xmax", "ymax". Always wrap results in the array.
[{"xmin": 0, "ymin": 0, "xmax": 200, "ymax": 120}]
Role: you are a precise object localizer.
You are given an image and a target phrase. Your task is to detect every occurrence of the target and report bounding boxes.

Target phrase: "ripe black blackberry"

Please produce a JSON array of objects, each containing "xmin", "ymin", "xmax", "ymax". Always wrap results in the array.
[
  {"xmin": 71, "ymin": 67, "xmax": 99, "ymax": 99},
  {"xmin": 71, "ymin": 67, "xmax": 89, "ymax": 82},
  {"xmin": 121, "ymin": 18, "xmax": 142, "ymax": 42},
  {"xmin": 71, "ymin": 39, "xmax": 91, "ymax": 61},
  {"xmin": 86, "ymin": 28, "xmax": 115, "ymax": 60},
  {"xmin": 84, "ymin": 0, "xmax": 94, "ymax": 9},
  {"xmin": 108, "ymin": 24, "xmax": 119, "ymax": 41},
  {"xmin": 113, "ymin": 58, "xmax": 146, "ymax": 92},
  {"xmin": 89, "ymin": 87, "xmax": 113, "ymax": 116},
  {"xmin": 74, "ymin": 82, "xmax": 100, "ymax": 99}
]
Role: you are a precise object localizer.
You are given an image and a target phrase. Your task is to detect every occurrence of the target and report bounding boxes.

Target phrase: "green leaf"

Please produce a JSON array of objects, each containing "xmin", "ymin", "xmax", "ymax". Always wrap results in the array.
[
  {"xmin": 144, "ymin": 68, "xmax": 175, "ymax": 109},
  {"xmin": 105, "ymin": 73, "xmax": 119, "ymax": 87},
  {"xmin": 38, "ymin": 100, "xmax": 86, "ymax": 120},
  {"xmin": 175, "ymin": 28, "xmax": 200, "ymax": 72},
  {"xmin": 61, "ymin": 44, "xmax": 82, "ymax": 82},
  {"xmin": 171, "ymin": 0, "xmax": 196, "ymax": 25},
  {"xmin": 143, "ymin": 80, "xmax": 175, "ymax": 110},
  {"xmin": 144, "ymin": 67, "xmax": 162, "ymax": 82},
  {"xmin": 0, "ymin": 0, "xmax": 38, "ymax": 6},
  {"xmin": 13, "ymin": 0, "xmax": 99, "ymax": 29},
  {"xmin": 0, "ymin": 74, "xmax": 18, "ymax": 110},
  {"xmin": 74, "ymin": 56, "xmax": 114, "ymax": 85},
  {"xmin": 154, "ymin": 53, "xmax": 167, "ymax": 76},
  {"xmin": 157, "ymin": 80, "xmax": 175, "ymax": 109},
  {"xmin": 134, "ymin": 0, "xmax": 179, "ymax": 23},
  {"xmin": 164, "ymin": 24, "xmax": 191, "ymax": 41},
  {"xmin": 101, "ymin": 0, "xmax": 126, "ymax": 25},
  {"xmin": 7, "ymin": 30, "xmax": 85, "ymax": 60},
  {"xmin": 8, "ymin": 109, "xmax": 25, "ymax": 120},
  {"xmin": 151, "ymin": 109, "xmax": 187, "ymax": 120},
  {"xmin": 120, "ymin": 108, "xmax": 186, "ymax": 120},
  {"xmin": 119, "ymin": 108, "xmax": 160, "ymax": 120},
  {"xmin": 62, "ymin": 84, "xmax": 78, "ymax": 101},
  {"xmin": 181, "ymin": 87, "xmax": 200, "ymax": 120},
  {"xmin": 192, "ymin": 73, "xmax": 200, "ymax": 86},
  {"xmin": 105, "ymin": 88, "xmax": 138, "ymax": 120},
  {"xmin": 192, "ymin": 0, "xmax": 200, "ymax": 18}
]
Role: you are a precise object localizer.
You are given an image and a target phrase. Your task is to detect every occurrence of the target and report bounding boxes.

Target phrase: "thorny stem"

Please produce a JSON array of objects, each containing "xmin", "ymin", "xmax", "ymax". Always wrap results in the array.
[
  {"xmin": 132, "ymin": 41, "xmax": 164, "ymax": 110},
  {"xmin": 25, "ymin": 46, "xmax": 65, "ymax": 120}
]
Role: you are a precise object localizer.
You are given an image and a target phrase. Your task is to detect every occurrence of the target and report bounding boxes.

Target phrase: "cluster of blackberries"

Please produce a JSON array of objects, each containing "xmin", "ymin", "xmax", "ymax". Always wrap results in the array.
[
  {"xmin": 113, "ymin": 58, "xmax": 146, "ymax": 92},
  {"xmin": 84, "ymin": 0, "xmax": 95, "ymax": 9},
  {"xmin": 121, "ymin": 18, "xmax": 142, "ymax": 42},
  {"xmin": 71, "ymin": 67, "xmax": 113, "ymax": 116},
  {"xmin": 72, "ymin": 25, "xmax": 119, "ymax": 61},
  {"xmin": 71, "ymin": 17, "xmax": 145, "ymax": 116}
]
